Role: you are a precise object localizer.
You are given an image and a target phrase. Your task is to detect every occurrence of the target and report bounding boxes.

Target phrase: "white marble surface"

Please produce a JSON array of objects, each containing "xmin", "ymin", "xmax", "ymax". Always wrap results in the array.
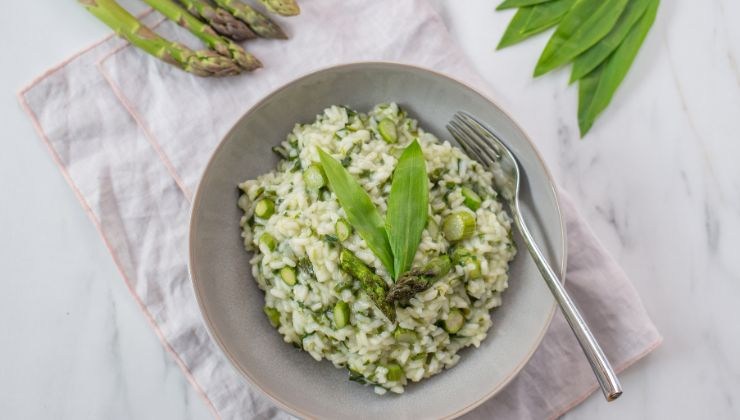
[{"xmin": 1, "ymin": 0, "xmax": 738, "ymax": 418}]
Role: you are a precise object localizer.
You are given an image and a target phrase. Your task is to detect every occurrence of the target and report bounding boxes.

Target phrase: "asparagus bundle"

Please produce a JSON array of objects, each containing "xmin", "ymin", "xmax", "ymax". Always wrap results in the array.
[
  {"xmin": 143, "ymin": 0, "xmax": 261, "ymax": 71},
  {"xmin": 213, "ymin": 0, "xmax": 288, "ymax": 39},
  {"xmin": 258, "ymin": 0, "xmax": 300, "ymax": 16},
  {"xmin": 178, "ymin": 0, "xmax": 256, "ymax": 41},
  {"xmin": 80, "ymin": 0, "xmax": 241, "ymax": 77}
]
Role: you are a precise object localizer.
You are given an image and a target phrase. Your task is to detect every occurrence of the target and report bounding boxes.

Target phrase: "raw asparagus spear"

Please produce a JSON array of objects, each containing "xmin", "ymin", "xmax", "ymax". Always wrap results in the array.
[
  {"xmin": 338, "ymin": 248, "xmax": 396, "ymax": 322},
  {"xmin": 79, "ymin": 0, "xmax": 241, "ymax": 77},
  {"xmin": 258, "ymin": 0, "xmax": 300, "ymax": 16},
  {"xmin": 386, "ymin": 255, "xmax": 452, "ymax": 305},
  {"xmin": 143, "ymin": 0, "xmax": 261, "ymax": 71},
  {"xmin": 178, "ymin": 0, "xmax": 256, "ymax": 41},
  {"xmin": 213, "ymin": 0, "xmax": 288, "ymax": 39}
]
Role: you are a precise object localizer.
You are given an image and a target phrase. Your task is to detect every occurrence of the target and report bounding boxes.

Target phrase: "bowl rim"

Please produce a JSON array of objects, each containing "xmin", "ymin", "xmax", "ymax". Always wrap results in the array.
[{"xmin": 188, "ymin": 61, "xmax": 567, "ymax": 419}]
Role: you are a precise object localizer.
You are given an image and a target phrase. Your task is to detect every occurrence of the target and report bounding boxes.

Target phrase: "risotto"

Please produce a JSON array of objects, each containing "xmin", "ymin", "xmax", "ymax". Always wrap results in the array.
[{"xmin": 238, "ymin": 103, "xmax": 515, "ymax": 394}]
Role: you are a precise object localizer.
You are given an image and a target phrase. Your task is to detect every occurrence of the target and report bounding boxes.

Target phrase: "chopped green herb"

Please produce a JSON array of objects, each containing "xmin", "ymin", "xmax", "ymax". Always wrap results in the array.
[{"xmin": 297, "ymin": 258, "xmax": 315, "ymax": 277}]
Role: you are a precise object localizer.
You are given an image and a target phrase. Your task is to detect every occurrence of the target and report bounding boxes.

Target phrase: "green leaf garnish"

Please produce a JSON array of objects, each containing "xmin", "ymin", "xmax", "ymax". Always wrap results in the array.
[
  {"xmin": 386, "ymin": 140, "xmax": 429, "ymax": 279},
  {"xmin": 318, "ymin": 148, "xmax": 395, "ymax": 275},
  {"xmin": 577, "ymin": 0, "xmax": 659, "ymax": 135},
  {"xmin": 533, "ymin": 0, "xmax": 629, "ymax": 77},
  {"xmin": 570, "ymin": 0, "xmax": 653, "ymax": 82},
  {"xmin": 496, "ymin": 0, "xmax": 555, "ymax": 11},
  {"xmin": 497, "ymin": 0, "xmax": 575, "ymax": 50}
]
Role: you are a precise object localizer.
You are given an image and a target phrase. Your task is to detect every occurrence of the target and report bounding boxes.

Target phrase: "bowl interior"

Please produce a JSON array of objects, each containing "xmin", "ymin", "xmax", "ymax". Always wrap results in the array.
[{"xmin": 189, "ymin": 63, "xmax": 564, "ymax": 419}]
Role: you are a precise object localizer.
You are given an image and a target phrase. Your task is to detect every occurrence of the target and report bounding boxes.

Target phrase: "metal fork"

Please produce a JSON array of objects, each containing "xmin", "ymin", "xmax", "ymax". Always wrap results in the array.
[{"xmin": 447, "ymin": 112, "xmax": 623, "ymax": 402}]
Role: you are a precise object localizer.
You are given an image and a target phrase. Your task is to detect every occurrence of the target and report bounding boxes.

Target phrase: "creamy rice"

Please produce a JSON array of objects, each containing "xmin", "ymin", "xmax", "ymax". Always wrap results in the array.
[{"xmin": 238, "ymin": 103, "xmax": 516, "ymax": 394}]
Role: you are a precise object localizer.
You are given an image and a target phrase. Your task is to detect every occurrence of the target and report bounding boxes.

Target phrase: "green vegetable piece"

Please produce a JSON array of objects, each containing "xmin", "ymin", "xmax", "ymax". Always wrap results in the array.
[
  {"xmin": 318, "ymin": 149, "xmax": 395, "ymax": 275},
  {"xmin": 467, "ymin": 258, "xmax": 482, "ymax": 279},
  {"xmin": 334, "ymin": 281, "xmax": 352, "ymax": 293},
  {"xmin": 461, "ymin": 187, "xmax": 482, "ymax": 211},
  {"xmin": 259, "ymin": 233, "xmax": 277, "ymax": 252},
  {"xmin": 279, "ymin": 266, "xmax": 297, "ymax": 286},
  {"xmin": 335, "ymin": 219, "xmax": 352, "ymax": 241},
  {"xmin": 386, "ymin": 140, "xmax": 429, "ymax": 279},
  {"xmin": 258, "ymin": 0, "xmax": 300, "ymax": 16},
  {"xmin": 254, "ymin": 198, "xmax": 275, "ymax": 218},
  {"xmin": 333, "ymin": 300, "xmax": 350, "ymax": 328},
  {"xmin": 394, "ymin": 327, "xmax": 417, "ymax": 344},
  {"xmin": 451, "ymin": 247, "xmax": 472, "ymax": 265},
  {"xmin": 141, "ymin": 0, "xmax": 260, "ymax": 71},
  {"xmin": 442, "ymin": 212, "xmax": 476, "ymax": 242},
  {"xmin": 451, "ymin": 248, "xmax": 481, "ymax": 279},
  {"xmin": 444, "ymin": 309, "xmax": 465, "ymax": 334},
  {"xmin": 338, "ymin": 248, "xmax": 396, "ymax": 322},
  {"xmin": 378, "ymin": 118, "xmax": 398, "ymax": 144},
  {"xmin": 263, "ymin": 306, "xmax": 281, "ymax": 328},
  {"xmin": 577, "ymin": 0, "xmax": 659, "ymax": 136},
  {"xmin": 424, "ymin": 255, "xmax": 452, "ymax": 280},
  {"xmin": 496, "ymin": 0, "xmax": 554, "ymax": 10},
  {"xmin": 570, "ymin": 0, "xmax": 652, "ymax": 82},
  {"xmin": 497, "ymin": 0, "xmax": 576, "ymax": 50},
  {"xmin": 179, "ymin": 0, "xmax": 256, "ymax": 42},
  {"xmin": 303, "ymin": 164, "xmax": 327, "ymax": 190},
  {"xmin": 384, "ymin": 363, "xmax": 404, "ymax": 382},
  {"xmin": 79, "ymin": 0, "xmax": 244, "ymax": 77},
  {"xmin": 386, "ymin": 255, "xmax": 452, "ymax": 304},
  {"xmin": 534, "ymin": 0, "xmax": 629, "ymax": 77},
  {"xmin": 212, "ymin": 0, "xmax": 287, "ymax": 39}
]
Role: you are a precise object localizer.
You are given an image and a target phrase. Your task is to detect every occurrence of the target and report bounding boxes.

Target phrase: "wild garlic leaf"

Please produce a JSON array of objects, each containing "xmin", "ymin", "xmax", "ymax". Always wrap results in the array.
[
  {"xmin": 570, "ymin": 0, "xmax": 652, "ymax": 82},
  {"xmin": 318, "ymin": 148, "xmax": 395, "ymax": 275},
  {"xmin": 386, "ymin": 140, "xmax": 429, "ymax": 280},
  {"xmin": 496, "ymin": 0, "xmax": 554, "ymax": 11},
  {"xmin": 534, "ymin": 0, "xmax": 629, "ymax": 76},
  {"xmin": 497, "ymin": 0, "xmax": 576, "ymax": 50},
  {"xmin": 577, "ymin": 0, "xmax": 659, "ymax": 136}
]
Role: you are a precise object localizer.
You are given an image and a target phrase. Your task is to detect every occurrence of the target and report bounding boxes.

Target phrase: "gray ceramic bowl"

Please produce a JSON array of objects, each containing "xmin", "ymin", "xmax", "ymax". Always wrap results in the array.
[{"xmin": 189, "ymin": 62, "xmax": 565, "ymax": 419}]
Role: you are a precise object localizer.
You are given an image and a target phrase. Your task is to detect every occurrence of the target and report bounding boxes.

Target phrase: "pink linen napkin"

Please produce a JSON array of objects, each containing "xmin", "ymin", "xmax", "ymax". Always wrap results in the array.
[{"xmin": 18, "ymin": 1, "xmax": 661, "ymax": 419}]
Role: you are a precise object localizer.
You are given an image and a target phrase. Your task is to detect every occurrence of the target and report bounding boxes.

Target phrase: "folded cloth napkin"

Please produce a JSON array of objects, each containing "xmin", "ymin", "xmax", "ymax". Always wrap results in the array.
[{"xmin": 19, "ymin": 1, "xmax": 661, "ymax": 419}]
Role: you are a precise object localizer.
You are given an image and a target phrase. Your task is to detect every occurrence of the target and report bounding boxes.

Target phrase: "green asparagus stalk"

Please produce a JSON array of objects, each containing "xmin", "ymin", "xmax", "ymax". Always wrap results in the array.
[
  {"xmin": 258, "ymin": 0, "xmax": 300, "ymax": 16},
  {"xmin": 386, "ymin": 255, "xmax": 452, "ymax": 305},
  {"xmin": 143, "ymin": 0, "xmax": 261, "ymax": 71},
  {"xmin": 178, "ymin": 0, "xmax": 257, "ymax": 41},
  {"xmin": 79, "ymin": 0, "xmax": 241, "ymax": 77},
  {"xmin": 213, "ymin": 0, "xmax": 288, "ymax": 39},
  {"xmin": 338, "ymin": 249, "xmax": 396, "ymax": 322}
]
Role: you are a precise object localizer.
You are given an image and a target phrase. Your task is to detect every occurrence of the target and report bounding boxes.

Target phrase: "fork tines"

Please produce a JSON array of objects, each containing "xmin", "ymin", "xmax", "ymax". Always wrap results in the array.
[{"xmin": 446, "ymin": 112, "xmax": 508, "ymax": 168}]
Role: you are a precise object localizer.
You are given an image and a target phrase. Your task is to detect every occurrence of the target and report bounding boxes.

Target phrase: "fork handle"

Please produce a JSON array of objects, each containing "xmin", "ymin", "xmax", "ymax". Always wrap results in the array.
[{"xmin": 513, "ymin": 205, "xmax": 623, "ymax": 402}]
